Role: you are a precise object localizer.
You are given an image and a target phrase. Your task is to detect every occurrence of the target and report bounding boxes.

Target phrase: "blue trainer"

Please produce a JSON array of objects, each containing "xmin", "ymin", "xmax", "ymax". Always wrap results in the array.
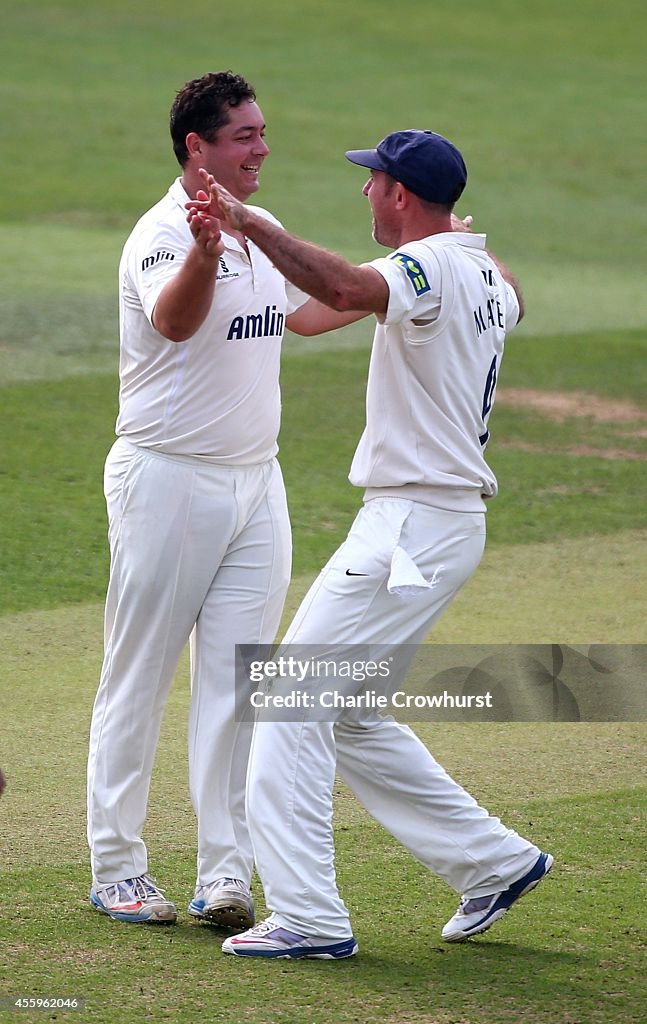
[
  {"xmin": 222, "ymin": 917, "xmax": 358, "ymax": 959},
  {"xmin": 441, "ymin": 852, "xmax": 554, "ymax": 942}
]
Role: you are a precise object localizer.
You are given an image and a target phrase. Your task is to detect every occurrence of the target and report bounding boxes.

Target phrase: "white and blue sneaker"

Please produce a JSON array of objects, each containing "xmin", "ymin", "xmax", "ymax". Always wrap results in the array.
[
  {"xmin": 442, "ymin": 852, "xmax": 554, "ymax": 942},
  {"xmin": 222, "ymin": 917, "xmax": 358, "ymax": 959},
  {"xmin": 188, "ymin": 877, "xmax": 254, "ymax": 930},
  {"xmin": 89, "ymin": 874, "xmax": 177, "ymax": 924}
]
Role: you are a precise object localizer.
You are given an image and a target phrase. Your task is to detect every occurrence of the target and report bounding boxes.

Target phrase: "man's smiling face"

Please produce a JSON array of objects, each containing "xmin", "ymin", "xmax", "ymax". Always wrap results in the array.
[{"xmin": 198, "ymin": 100, "xmax": 269, "ymax": 202}]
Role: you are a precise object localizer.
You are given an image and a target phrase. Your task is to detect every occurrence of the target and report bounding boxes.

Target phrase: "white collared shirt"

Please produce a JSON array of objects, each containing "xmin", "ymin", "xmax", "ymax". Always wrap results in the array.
[
  {"xmin": 115, "ymin": 178, "xmax": 308, "ymax": 463},
  {"xmin": 350, "ymin": 232, "xmax": 520, "ymax": 511}
]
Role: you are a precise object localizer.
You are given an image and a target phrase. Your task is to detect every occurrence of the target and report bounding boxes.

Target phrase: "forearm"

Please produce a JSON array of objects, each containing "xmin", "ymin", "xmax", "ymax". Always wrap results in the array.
[
  {"xmin": 152, "ymin": 246, "xmax": 220, "ymax": 342},
  {"xmin": 240, "ymin": 209, "xmax": 384, "ymax": 314},
  {"xmin": 487, "ymin": 249, "xmax": 525, "ymax": 323},
  {"xmin": 287, "ymin": 298, "xmax": 371, "ymax": 336}
]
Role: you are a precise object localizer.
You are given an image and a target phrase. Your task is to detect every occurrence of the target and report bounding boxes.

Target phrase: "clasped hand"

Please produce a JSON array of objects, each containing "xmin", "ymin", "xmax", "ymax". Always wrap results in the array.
[{"xmin": 185, "ymin": 169, "xmax": 247, "ymax": 254}]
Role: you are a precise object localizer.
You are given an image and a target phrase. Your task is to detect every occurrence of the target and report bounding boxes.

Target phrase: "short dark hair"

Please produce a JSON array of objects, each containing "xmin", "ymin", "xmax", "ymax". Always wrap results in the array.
[
  {"xmin": 383, "ymin": 173, "xmax": 456, "ymax": 212},
  {"xmin": 170, "ymin": 71, "xmax": 256, "ymax": 166}
]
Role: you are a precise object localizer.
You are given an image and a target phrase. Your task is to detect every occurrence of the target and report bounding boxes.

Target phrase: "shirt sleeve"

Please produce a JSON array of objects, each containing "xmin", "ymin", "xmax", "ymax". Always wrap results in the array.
[
  {"xmin": 285, "ymin": 280, "xmax": 311, "ymax": 314},
  {"xmin": 369, "ymin": 244, "xmax": 442, "ymax": 325},
  {"xmin": 127, "ymin": 221, "xmax": 190, "ymax": 324}
]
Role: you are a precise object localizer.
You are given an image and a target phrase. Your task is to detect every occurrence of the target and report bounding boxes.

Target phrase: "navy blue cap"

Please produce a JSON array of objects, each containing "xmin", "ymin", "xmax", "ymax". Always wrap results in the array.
[{"xmin": 345, "ymin": 129, "xmax": 467, "ymax": 205}]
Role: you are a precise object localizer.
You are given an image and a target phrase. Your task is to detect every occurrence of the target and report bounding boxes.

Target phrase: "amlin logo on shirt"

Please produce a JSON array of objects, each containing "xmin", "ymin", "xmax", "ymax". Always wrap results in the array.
[
  {"xmin": 141, "ymin": 249, "xmax": 175, "ymax": 271},
  {"xmin": 227, "ymin": 305, "xmax": 285, "ymax": 340}
]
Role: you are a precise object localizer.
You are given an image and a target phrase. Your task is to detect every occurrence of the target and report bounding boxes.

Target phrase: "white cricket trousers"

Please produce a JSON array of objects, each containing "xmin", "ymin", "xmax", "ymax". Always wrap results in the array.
[
  {"xmin": 247, "ymin": 498, "xmax": 540, "ymax": 937},
  {"xmin": 87, "ymin": 438, "xmax": 291, "ymax": 886}
]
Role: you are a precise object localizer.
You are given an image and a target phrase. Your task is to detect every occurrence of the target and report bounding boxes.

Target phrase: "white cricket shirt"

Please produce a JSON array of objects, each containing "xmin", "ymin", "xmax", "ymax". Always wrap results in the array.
[
  {"xmin": 350, "ymin": 232, "xmax": 520, "ymax": 511},
  {"xmin": 115, "ymin": 178, "xmax": 308, "ymax": 463}
]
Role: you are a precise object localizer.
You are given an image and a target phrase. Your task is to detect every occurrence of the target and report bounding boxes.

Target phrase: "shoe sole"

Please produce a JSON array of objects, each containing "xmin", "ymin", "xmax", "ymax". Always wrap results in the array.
[
  {"xmin": 188, "ymin": 900, "xmax": 254, "ymax": 930},
  {"xmin": 443, "ymin": 853, "xmax": 554, "ymax": 943},
  {"xmin": 90, "ymin": 892, "xmax": 177, "ymax": 924},
  {"xmin": 223, "ymin": 941, "xmax": 359, "ymax": 959}
]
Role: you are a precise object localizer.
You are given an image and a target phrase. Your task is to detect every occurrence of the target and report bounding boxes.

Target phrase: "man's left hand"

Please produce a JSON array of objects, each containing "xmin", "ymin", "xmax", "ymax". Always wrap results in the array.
[
  {"xmin": 451, "ymin": 213, "xmax": 473, "ymax": 232},
  {"xmin": 185, "ymin": 169, "xmax": 248, "ymax": 234}
]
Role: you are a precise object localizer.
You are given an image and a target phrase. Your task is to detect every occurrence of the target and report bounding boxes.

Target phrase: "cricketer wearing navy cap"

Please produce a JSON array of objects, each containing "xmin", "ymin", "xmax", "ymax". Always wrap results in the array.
[
  {"xmin": 345, "ymin": 129, "xmax": 467, "ymax": 205},
  {"xmin": 191, "ymin": 138, "xmax": 550, "ymax": 964}
]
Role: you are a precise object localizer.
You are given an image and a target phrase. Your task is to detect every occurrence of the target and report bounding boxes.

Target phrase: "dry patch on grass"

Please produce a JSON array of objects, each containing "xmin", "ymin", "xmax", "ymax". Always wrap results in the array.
[
  {"xmin": 496, "ymin": 388, "xmax": 647, "ymax": 460},
  {"xmin": 7, "ymin": 943, "xmax": 112, "ymax": 964},
  {"xmin": 383, "ymin": 1017, "xmax": 472, "ymax": 1024},
  {"xmin": 382, "ymin": 1012, "xmax": 612, "ymax": 1024},
  {"xmin": 497, "ymin": 389, "xmax": 647, "ymax": 424},
  {"xmin": 498, "ymin": 439, "xmax": 645, "ymax": 462}
]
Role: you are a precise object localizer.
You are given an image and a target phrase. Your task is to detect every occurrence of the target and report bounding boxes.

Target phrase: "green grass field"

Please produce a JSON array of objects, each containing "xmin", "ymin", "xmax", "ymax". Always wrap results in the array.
[{"xmin": 1, "ymin": 1, "xmax": 646, "ymax": 1022}]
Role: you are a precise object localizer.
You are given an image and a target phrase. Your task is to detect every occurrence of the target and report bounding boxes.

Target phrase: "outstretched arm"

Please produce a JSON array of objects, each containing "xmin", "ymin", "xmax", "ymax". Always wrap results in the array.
[{"xmin": 188, "ymin": 170, "xmax": 389, "ymax": 317}]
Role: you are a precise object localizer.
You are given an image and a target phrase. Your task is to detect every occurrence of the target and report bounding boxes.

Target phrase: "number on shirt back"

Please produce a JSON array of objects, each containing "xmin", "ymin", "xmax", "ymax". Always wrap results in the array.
[{"xmin": 479, "ymin": 355, "xmax": 497, "ymax": 446}]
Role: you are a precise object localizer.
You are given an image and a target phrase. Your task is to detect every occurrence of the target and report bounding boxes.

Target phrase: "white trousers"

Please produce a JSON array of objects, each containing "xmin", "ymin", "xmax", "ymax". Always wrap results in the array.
[
  {"xmin": 247, "ymin": 498, "xmax": 540, "ymax": 937},
  {"xmin": 87, "ymin": 439, "xmax": 291, "ymax": 886}
]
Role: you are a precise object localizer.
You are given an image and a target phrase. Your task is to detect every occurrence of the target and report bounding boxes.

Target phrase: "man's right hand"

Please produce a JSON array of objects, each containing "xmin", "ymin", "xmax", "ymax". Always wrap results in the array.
[
  {"xmin": 187, "ymin": 189, "xmax": 225, "ymax": 258},
  {"xmin": 185, "ymin": 169, "xmax": 249, "ymax": 234}
]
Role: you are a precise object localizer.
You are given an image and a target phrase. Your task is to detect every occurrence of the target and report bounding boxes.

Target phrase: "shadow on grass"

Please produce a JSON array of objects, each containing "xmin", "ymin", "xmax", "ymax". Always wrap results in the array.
[
  {"xmin": 180, "ymin": 926, "xmax": 608, "ymax": 1024},
  {"xmin": 2, "ymin": 874, "xmax": 632, "ymax": 1024}
]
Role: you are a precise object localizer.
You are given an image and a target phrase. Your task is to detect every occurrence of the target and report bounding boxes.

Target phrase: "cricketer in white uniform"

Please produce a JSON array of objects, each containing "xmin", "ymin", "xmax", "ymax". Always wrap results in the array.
[
  {"xmin": 196, "ymin": 130, "xmax": 553, "ymax": 959},
  {"xmin": 86, "ymin": 72, "xmax": 365, "ymax": 928}
]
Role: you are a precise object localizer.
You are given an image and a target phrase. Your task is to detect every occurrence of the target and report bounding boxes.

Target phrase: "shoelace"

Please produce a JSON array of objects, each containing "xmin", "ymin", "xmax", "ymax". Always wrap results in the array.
[
  {"xmin": 248, "ymin": 918, "xmax": 276, "ymax": 936},
  {"xmin": 107, "ymin": 874, "xmax": 166, "ymax": 904},
  {"xmin": 134, "ymin": 874, "xmax": 167, "ymax": 900},
  {"xmin": 196, "ymin": 877, "xmax": 249, "ymax": 897},
  {"xmin": 222, "ymin": 878, "xmax": 247, "ymax": 892}
]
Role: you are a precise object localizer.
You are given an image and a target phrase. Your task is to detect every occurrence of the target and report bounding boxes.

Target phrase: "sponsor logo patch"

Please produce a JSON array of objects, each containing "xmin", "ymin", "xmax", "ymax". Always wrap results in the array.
[
  {"xmin": 217, "ymin": 256, "xmax": 240, "ymax": 281},
  {"xmin": 389, "ymin": 252, "xmax": 431, "ymax": 296},
  {"xmin": 141, "ymin": 249, "xmax": 176, "ymax": 272},
  {"xmin": 226, "ymin": 304, "xmax": 285, "ymax": 340}
]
